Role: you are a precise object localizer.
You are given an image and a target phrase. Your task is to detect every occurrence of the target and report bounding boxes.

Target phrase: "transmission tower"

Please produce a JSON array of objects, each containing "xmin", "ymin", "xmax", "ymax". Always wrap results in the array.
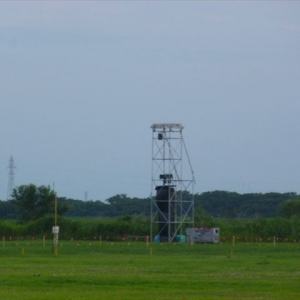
[
  {"xmin": 7, "ymin": 156, "xmax": 16, "ymax": 200},
  {"xmin": 150, "ymin": 123, "xmax": 195, "ymax": 242}
]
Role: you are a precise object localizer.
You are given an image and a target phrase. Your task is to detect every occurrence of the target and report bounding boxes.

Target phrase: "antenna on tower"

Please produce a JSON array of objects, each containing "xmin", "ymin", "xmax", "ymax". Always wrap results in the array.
[{"xmin": 7, "ymin": 156, "xmax": 16, "ymax": 201}]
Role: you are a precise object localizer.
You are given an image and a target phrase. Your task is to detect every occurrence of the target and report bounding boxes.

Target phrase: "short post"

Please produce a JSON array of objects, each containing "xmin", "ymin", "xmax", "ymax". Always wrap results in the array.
[
  {"xmin": 190, "ymin": 236, "xmax": 194, "ymax": 246},
  {"xmin": 52, "ymin": 226, "xmax": 59, "ymax": 256}
]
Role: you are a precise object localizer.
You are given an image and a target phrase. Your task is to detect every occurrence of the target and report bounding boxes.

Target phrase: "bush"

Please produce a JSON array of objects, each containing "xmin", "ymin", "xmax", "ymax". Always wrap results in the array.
[{"xmin": 0, "ymin": 216, "xmax": 298, "ymax": 241}]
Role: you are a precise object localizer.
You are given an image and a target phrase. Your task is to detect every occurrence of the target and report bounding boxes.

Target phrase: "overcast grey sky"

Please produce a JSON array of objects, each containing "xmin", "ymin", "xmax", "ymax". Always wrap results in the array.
[{"xmin": 1, "ymin": 1, "xmax": 299, "ymax": 201}]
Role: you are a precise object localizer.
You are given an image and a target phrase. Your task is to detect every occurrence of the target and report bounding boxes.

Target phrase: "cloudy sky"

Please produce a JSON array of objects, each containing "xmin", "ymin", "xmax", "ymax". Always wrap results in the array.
[{"xmin": 0, "ymin": 1, "xmax": 299, "ymax": 201}]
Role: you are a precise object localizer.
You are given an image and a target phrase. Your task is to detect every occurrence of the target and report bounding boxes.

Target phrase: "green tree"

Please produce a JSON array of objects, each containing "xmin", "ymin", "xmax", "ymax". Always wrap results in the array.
[
  {"xmin": 194, "ymin": 206, "xmax": 213, "ymax": 227},
  {"xmin": 12, "ymin": 184, "xmax": 57, "ymax": 222},
  {"xmin": 279, "ymin": 198, "xmax": 300, "ymax": 218},
  {"xmin": 0, "ymin": 200, "xmax": 18, "ymax": 219}
]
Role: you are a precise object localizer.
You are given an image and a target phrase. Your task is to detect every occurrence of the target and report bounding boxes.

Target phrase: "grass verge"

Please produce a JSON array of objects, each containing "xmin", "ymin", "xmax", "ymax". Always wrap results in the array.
[{"xmin": 0, "ymin": 241, "xmax": 299, "ymax": 299}]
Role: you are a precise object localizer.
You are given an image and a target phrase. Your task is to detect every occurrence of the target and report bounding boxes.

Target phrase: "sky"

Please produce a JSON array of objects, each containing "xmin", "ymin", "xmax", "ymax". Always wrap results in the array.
[{"xmin": 0, "ymin": 1, "xmax": 299, "ymax": 201}]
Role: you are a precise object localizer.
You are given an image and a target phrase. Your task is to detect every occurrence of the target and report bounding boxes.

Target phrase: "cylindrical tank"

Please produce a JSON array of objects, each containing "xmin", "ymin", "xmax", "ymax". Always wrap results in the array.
[{"xmin": 155, "ymin": 185, "xmax": 175, "ymax": 242}]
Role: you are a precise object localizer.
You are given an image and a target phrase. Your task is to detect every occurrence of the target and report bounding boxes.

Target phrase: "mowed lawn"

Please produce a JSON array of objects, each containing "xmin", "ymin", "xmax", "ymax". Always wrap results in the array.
[{"xmin": 0, "ymin": 240, "xmax": 299, "ymax": 300}]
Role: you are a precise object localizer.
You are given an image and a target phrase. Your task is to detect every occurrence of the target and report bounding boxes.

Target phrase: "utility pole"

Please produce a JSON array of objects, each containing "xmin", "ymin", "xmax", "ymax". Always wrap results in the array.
[{"xmin": 53, "ymin": 192, "xmax": 59, "ymax": 256}]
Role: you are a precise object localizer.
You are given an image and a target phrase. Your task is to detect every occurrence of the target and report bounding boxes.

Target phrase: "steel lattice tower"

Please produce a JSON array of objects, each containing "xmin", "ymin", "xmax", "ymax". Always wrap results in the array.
[
  {"xmin": 7, "ymin": 156, "xmax": 16, "ymax": 200},
  {"xmin": 151, "ymin": 123, "xmax": 195, "ymax": 242}
]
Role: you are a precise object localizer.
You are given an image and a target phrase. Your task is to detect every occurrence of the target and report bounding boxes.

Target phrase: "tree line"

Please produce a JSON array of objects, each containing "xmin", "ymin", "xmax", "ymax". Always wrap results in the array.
[
  {"xmin": 0, "ymin": 184, "xmax": 299, "ymax": 221},
  {"xmin": 61, "ymin": 191, "xmax": 298, "ymax": 219},
  {"xmin": 0, "ymin": 184, "xmax": 300, "ymax": 241},
  {"xmin": 195, "ymin": 191, "xmax": 298, "ymax": 218}
]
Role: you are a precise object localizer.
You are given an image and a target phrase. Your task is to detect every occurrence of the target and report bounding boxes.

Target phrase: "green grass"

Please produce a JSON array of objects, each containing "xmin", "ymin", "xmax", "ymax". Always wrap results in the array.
[{"xmin": 0, "ymin": 240, "xmax": 300, "ymax": 299}]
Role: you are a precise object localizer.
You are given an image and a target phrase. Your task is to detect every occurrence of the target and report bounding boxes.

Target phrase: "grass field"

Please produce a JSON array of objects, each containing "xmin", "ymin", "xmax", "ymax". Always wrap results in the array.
[{"xmin": 0, "ymin": 240, "xmax": 299, "ymax": 299}]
